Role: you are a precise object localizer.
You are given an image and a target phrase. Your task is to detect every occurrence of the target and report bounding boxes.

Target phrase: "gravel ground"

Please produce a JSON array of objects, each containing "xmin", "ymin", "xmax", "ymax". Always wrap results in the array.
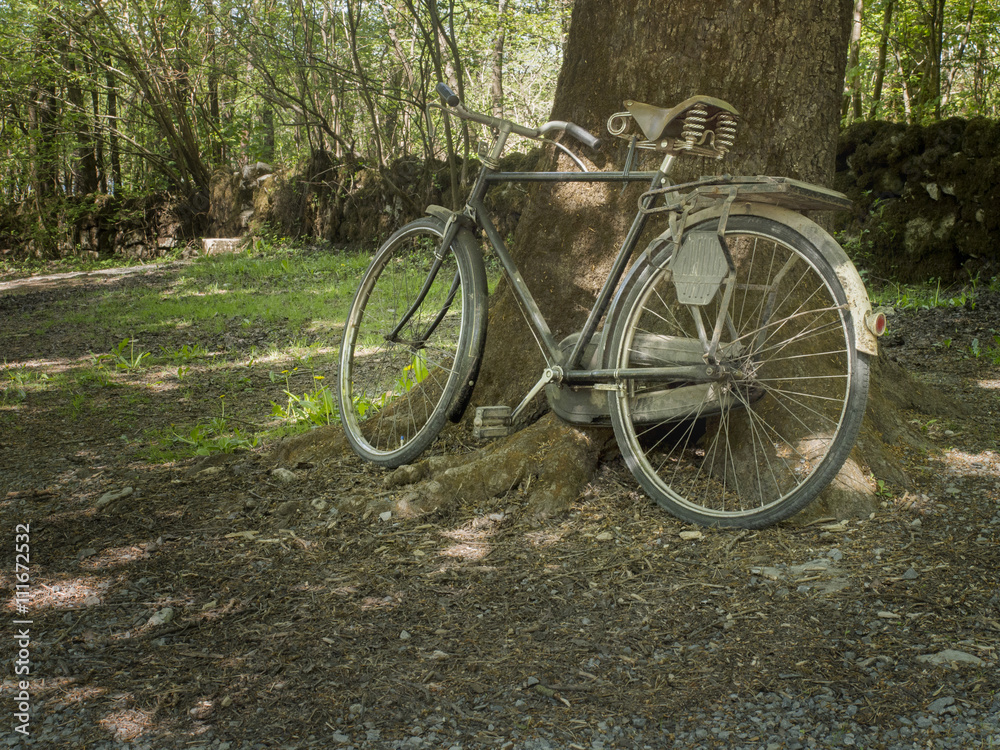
[
  {"xmin": 9, "ymin": 686, "xmax": 1000, "ymax": 749},
  {"xmin": 2, "ymin": 275, "xmax": 999, "ymax": 750}
]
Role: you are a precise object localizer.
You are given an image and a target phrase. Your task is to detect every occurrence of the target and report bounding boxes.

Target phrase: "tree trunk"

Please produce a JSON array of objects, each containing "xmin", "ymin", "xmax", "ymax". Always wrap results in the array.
[
  {"xmin": 475, "ymin": 0, "xmax": 855, "ymax": 411},
  {"xmin": 490, "ymin": 0, "xmax": 510, "ymax": 119},
  {"xmin": 868, "ymin": 0, "xmax": 894, "ymax": 119},
  {"xmin": 843, "ymin": 0, "xmax": 864, "ymax": 122}
]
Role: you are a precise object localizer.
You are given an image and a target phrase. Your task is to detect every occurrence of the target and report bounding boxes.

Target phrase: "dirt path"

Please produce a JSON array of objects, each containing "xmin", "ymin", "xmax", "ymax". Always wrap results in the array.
[{"xmin": 1, "ymin": 268, "xmax": 999, "ymax": 748}]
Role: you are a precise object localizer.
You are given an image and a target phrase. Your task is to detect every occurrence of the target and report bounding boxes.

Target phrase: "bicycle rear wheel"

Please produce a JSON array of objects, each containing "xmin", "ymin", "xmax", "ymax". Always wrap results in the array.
[
  {"xmin": 338, "ymin": 217, "xmax": 487, "ymax": 467},
  {"xmin": 607, "ymin": 214, "xmax": 869, "ymax": 528}
]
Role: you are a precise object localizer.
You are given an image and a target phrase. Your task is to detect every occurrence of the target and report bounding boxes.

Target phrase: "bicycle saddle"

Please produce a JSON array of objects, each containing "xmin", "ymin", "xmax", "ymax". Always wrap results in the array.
[{"xmin": 607, "ymin": 95, "xmax": 739, "ymax": 158}]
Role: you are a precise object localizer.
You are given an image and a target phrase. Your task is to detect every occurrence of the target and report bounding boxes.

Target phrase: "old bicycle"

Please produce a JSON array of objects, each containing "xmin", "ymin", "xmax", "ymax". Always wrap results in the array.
[{"xmin": 336, "ymin": 83, "xmax": 886, "ymax": 528}]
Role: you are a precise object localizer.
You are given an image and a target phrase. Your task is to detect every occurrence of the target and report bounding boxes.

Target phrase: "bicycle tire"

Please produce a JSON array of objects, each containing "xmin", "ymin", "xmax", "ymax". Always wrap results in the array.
[
  {"xmin": 337, "ymin": 217, "xmax": 487, "ymax": 467},
  {"xmin": 606, "ymin": 214, "xmax": 869, "ymax": 528}
]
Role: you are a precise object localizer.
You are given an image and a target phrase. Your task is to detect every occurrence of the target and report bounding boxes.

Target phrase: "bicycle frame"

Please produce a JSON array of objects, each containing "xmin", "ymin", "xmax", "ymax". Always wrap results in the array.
[{"xmin": 457, "ymin": 125, "xmax": 688, "ymax": 387}]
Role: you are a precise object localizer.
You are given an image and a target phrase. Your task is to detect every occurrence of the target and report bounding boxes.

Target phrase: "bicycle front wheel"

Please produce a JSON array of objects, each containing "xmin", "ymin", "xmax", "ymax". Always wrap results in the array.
[
  {"xmin": 338, "ymin": 217, "xmax": 487, "ymax": 467},
  {"xmin": 607, "ymin": 214, "xmax": 869, "ymax": 528}
]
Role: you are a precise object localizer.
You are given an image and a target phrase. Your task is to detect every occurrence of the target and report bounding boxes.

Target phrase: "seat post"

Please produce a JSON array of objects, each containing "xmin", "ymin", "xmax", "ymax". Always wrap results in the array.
[{"xmin": 658, "ymin": 153, "xmax": 676, "ymax": 180}]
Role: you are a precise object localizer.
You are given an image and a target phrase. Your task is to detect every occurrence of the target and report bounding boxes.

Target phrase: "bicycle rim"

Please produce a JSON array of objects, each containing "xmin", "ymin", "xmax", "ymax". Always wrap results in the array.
[
  {"xmin": 609, "ymin": 215, "xmax": 867, "ymax": 528},
  {"xmin": 339, "ymin": 220, "xmax": 478, "ymax": 466}
]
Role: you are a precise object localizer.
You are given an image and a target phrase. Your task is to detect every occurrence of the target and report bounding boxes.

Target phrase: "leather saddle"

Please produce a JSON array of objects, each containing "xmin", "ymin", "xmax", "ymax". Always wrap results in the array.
[{"xmin": 608, "ymin": 96, "xmax": 740, "ymax": 157}]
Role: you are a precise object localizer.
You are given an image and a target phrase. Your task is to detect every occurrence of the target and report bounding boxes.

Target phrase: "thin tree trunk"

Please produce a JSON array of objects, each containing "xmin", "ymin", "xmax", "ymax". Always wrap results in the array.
[
  {"xmin": 490, "ymin": 0, "xmax": 510, "ymax": 119},
  {"xmin": 844, "ymin": 0, "xmax": 864, "ymax": 122},
  {"xmin": 869, "ymin": 0, "xmax": 894, "ymax": 118},
  {"xmin": 942, "ymin": 0, "xmax": 977, "ymax": 111},
  {"xmin": 106, "ymin": 63, "xmax": 122, "ymax": 193},
  {"xmin": 66, "ymin": 39, "xmax": 99, "ymax": 194}
]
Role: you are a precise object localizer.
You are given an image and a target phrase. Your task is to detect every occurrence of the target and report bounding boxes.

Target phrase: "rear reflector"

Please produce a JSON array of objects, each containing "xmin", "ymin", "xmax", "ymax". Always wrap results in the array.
[{"xmin": 865, "ymin": 311, "xmax": 887, "ymax": 337}]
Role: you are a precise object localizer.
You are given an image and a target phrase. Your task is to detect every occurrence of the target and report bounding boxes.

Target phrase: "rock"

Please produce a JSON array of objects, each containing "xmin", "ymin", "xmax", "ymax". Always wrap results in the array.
[
  {"xmin": 679, "ymin": 530, "xmax": 703, "ymax": 541},
  {"xmin": 790, "ymin": 558, "xmax": 831, "ymax": 575},
  {"xmin": 751, "ymin": 566, "xmax": 784, "ymax": 580},
  {"xmin": 925, "ymin": 183, "xmax": 941, "ymax": 200},
  {"xmin": 147, "ymin": 608, "xmax": 175, "ymax": 627},
  {"xmin": 916, "ymin": 649, "xmax": 984, "ymax": 667},
  {"xmin": 902, "ymin": 567, "xmax": 919, "ymax": 580},
  {"xmin": 77, "ymin": 548, "xmax": 98, "ymax": 560},
  {"xmin": 95, "ymin": 486, "xmax": 133, "ymax": 509},
  {"xmin": 275, "ymin": 500, "xmax": 300, "ymax": 519},
  {"xmin": 379, "ymin": 511, "xmax": 393, "ymax": 522},
  {"xmin": 84, "ymin": 595, "xmax": 101, "ymax": 607},
  {"xmin": 928, "ymin": 696, "xmax": 956, "ymax": 714},
  {"xmin": 595, "ymin": 531, "xmax": 614, "ymax": 541},
  {"xmin": 202, "ymin": 238, "xmax": 242, "ymax": 255},
  {"xmin": 271, "ymin": 468, "xmax": 297, "ymax": 484},
  {"xmin": 311, "ymin": 498, "xmax": 329, "ymax": 511}
]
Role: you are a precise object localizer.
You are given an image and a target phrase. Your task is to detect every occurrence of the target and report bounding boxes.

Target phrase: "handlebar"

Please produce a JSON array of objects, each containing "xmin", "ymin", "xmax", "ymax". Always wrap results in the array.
[{"xmin": 435, "ymin": 82, "xmax": 602, "ymax": 151}]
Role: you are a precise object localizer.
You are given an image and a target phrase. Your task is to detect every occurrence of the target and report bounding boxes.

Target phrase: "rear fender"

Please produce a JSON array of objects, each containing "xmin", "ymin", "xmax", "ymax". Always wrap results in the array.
[{"xmin": 603, "ymin": 201, "xmax": 878, "ymax": 362}]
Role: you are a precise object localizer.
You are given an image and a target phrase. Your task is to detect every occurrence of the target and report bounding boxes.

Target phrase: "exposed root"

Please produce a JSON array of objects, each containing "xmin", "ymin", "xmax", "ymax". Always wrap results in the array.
[{"xmin": 384, "ymin": 414, "xmax": 613, "ymax": 518}]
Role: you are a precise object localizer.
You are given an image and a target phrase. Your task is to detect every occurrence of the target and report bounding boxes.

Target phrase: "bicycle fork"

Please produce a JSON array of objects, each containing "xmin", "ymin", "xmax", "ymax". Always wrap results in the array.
[{"xmin": 385, "ymin": 218, "xmax": 465, "ymax": 348}]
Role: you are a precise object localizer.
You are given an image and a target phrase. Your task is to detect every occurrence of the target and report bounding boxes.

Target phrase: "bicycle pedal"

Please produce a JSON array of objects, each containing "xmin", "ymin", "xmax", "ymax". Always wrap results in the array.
[{"xmin": 473, "ymin": 406, "xmax": 511, "ymax": 439}]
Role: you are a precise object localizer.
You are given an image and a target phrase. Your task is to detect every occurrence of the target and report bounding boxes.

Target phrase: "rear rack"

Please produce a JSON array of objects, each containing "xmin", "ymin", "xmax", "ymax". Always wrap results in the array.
[{"xmin": 640, "ymin": 175, "xmax": 853, "ymax": 215}]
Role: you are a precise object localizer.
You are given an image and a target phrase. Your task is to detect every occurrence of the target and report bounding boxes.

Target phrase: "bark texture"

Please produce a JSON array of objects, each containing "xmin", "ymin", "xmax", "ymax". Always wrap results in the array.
[{"xmin": 473, "ymin": 0, "xmax": 855, "ymax": 411}]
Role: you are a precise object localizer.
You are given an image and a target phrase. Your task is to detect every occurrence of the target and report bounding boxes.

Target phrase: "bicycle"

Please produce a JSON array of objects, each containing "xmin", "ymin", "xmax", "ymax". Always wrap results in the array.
[{"xmin": 336, "ymin": 83, "xmax": 886, "ymax": 529}]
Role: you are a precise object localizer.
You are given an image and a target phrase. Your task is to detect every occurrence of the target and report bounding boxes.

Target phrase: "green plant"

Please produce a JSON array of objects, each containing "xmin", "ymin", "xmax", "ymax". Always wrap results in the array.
[
  {"xmin": 100, "ymin": 338, "xmax": 151, "ymax": 371},
  {"xmin": 908, "ymin": 417, "xmax": 939, "ymax": 433},
  {"xmin": 1, "ymin": 366, "xmax": 51, "ymax": 403},
  {"xmin": 165, "ymin": 422, "xmax": 259, "ymax": 455},
  {"xmin": 986, "ymin": 334, "xmax": 1000, "ymax": 365},
  {"xmin": 271, "ymin": 372, "xmax": 338, "ymax": 427},
  {"xmin": 871, "ymin": 279, "xmax": 977, "ymax": 312},
  {"xmin": 159, "ymin": 342, "xmax": 207, "ymax": 362},
  {"xmin": 2, "ymin": 368, "xmax": 29, "ymax": 403},
  {"xmin": 162, "ymin": 397, "xmax": 259, "ymax": 456},
  {"xmin": 69, "ymin": 392, "xmax": 87, "ymax": 418},
  {"xmin": 871, "ymin": 475, "xmax": 893, "ymax": 499},
  {"xmin": 970, "ymin": 338, "xmax": 982, "ymax": 359}
]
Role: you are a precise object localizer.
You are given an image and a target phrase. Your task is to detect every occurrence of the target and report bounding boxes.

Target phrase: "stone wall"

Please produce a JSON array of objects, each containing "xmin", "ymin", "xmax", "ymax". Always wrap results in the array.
[{"xmin": 835, "ymin": 118, "xmax": 1000, "ymax": 283}]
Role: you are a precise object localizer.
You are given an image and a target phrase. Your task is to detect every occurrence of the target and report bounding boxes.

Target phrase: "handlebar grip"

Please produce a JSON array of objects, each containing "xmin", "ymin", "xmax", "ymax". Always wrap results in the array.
[
  {"xmin": 565, "ymin": 122, "xmax": 602, "ymax": 150},
  {"xmin": 436, "ymin": 82, "xmax": 460, "ymax": 107}
]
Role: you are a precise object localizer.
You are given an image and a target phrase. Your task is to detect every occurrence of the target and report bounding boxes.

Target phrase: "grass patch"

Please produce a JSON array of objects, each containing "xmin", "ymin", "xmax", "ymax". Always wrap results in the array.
[
  {"xmin": 868, "ymin": 277, "xmax": 980, "ymax": 311},
  {"xmin": 2, "ymin": 239, "xmax": 375, "ymax": 462}
]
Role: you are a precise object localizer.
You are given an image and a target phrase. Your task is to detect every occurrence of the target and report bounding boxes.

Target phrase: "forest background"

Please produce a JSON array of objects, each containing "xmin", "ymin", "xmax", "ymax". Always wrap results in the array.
[{"xmin": 1, "ymin": 0, "xmax": 999, "ymax": 269}]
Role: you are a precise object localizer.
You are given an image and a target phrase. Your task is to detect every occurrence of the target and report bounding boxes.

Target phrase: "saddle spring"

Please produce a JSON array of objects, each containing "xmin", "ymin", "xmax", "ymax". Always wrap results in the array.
[
  {"xmin": 678, "ymin": 105, "xmax": 709, "ymax": 152},
  {"xmin": 714, "ymin": 113, "xmax": 738, "ymax": 158}
]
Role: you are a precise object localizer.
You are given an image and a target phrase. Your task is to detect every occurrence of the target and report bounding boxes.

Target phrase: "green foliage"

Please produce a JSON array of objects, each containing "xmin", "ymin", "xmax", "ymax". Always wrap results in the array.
[
  {"xmin": 0, "ymin": 0, "xmax": 568, "ymax": 226},
  {"xmin": 870, "ymin": 279, "xmax": 976, "ymax": 311},
  {"xmin": 98, "ymin": 338, "xmax": 151, "ymax": 371},
  {"xmin": 159, "ymin": 343, "xmax": 208, "ymax": 362},
  {"xmin": 1, "ymin": 365, "xmax": 44, "ymax": 404},
  {"xmin": 847, "ymin": 0, "xmax": 1000, "ymax": 123},
  {"xmin": 160, "ymin": 396, "xmax": 259, "ymax": 456},
  {"xmin": 163, "ymin": 420, "xmax": 260, "ymax": 456},
  {"xmin": 270, "ymin": 371, "xmax": 338, "ymax": 428}
]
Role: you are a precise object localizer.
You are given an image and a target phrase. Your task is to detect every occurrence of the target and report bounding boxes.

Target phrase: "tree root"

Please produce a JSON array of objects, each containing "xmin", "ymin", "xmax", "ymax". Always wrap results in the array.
[{"xmin": 384, "ymin": 414, "xmax": 612, "ymax": 518}]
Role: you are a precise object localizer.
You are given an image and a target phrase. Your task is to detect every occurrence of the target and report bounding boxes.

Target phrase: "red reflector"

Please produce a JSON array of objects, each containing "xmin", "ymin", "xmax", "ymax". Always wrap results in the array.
[{"xmin": 865, "ymin": 311, "xmax": 887, "ymax": 337}]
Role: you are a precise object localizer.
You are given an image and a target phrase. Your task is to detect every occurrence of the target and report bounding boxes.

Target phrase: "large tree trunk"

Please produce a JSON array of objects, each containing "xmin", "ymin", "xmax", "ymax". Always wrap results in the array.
[{"xmin": 476, "ymin": 0, "xmax": 854, "ymax": 410}]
